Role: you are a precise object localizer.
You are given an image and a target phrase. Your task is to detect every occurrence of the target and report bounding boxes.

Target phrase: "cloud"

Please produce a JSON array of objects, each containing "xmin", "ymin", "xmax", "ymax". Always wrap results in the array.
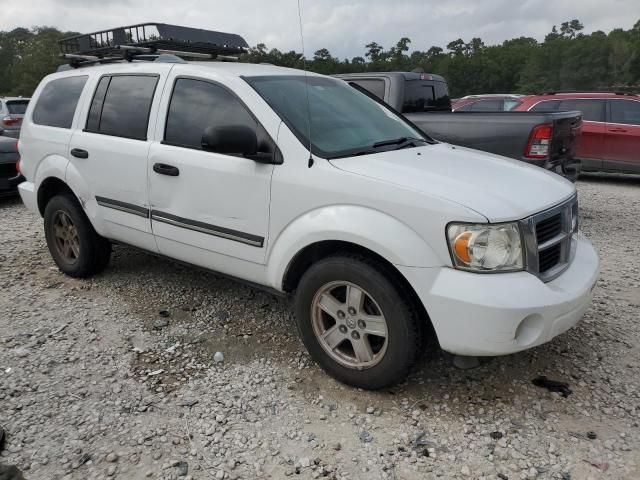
[{"xmin": 0, "ymin": 0, "xmax": 638, "ymax": 59}]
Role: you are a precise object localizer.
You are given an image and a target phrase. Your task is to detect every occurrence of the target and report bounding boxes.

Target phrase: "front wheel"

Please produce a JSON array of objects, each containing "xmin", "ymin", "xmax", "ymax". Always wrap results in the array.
[{"xmin": 294, "ymin": 255, "xmax": 422, "ymax": 390}]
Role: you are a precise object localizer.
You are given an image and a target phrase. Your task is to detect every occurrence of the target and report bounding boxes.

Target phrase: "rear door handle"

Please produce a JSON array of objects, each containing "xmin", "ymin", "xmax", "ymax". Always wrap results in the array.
[
  {"xmin": 70, "ymin": 148, "xmax": 89, "ymax": 159},
  {"xmin": 608, "ymin": 128, "xmax": 628, "ymax": 133},
  {"xmin": 153, "ymin": 163, "xmax": 180, "ymax": 177}
]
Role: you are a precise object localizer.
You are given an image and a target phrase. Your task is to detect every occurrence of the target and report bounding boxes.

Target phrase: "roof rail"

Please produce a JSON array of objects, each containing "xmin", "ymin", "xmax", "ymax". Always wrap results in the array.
[
  {"xmin": 539, "ymin": 91, "xmax": 638, "ymax": 96},
  {"xmin": 59, "ymin": 23, "xmax": 249, "ymax": 68}
]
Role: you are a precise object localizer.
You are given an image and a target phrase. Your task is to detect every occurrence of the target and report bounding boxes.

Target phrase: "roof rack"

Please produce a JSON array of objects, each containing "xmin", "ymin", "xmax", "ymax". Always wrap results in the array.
[{"xmin": 59, "ymin": 23, "xmax": 249, "ymax": 68}]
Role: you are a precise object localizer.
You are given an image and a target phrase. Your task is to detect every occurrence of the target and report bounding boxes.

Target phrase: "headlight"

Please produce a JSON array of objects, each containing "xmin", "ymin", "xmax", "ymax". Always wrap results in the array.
[{"xmin": 447, "ymin": 223, "xmax": 523, "ymax": 272}]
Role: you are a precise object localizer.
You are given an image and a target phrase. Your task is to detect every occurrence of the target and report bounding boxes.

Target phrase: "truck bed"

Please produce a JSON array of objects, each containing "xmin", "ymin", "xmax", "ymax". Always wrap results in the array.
[{"xmin": 405, "ymin": 111, "xmax": 583, "ymax": 171}]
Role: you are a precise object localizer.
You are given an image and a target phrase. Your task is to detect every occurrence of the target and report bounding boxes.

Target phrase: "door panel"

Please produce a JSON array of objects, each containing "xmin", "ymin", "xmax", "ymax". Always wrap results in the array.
[
  {"xmin": 68, "ymin": 68, "xmax": 169, "ymax": 252},
  {"xmin": 148, "ymin": 143, "xmax": 272, "ymax": 264},
  {"xmin": 575, "ymin": 121, "xmax": 606, "ymax": 169},
  {"xmin": 148, "ymin": 76, "xmax": 276, "ymax": 268},
  {"xmin": 603, "ymin": 99, "xmax": 640, "ymax": 172}
]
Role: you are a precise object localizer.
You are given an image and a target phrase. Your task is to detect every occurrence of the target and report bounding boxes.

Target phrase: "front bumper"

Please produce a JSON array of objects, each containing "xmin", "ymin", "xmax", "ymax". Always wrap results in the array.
[{"xmin": 398, "ymin": 232, "xmax": 599, "ymax": 356}]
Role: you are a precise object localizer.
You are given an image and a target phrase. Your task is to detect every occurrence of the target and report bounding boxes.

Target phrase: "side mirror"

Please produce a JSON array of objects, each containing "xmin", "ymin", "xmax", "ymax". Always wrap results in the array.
[
  {"xmin": 201, "ymin": 125, "xmax": 277, "ymax": 164},
  {"xmin": 200, "ymin": 124, "xmax": 253, "ymax": 154}
]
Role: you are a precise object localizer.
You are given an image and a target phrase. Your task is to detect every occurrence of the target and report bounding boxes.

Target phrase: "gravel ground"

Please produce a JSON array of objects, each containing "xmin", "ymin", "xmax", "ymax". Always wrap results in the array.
[{"xmin": 1, "ymin": 174, "xmax": 639, "ymax": 480}]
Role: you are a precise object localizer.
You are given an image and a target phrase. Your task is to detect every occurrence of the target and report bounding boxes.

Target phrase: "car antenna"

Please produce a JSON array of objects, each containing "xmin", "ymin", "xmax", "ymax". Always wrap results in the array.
[{"xmin": 297, "ymin": 0, "xmax": 314, "ymax": 168}]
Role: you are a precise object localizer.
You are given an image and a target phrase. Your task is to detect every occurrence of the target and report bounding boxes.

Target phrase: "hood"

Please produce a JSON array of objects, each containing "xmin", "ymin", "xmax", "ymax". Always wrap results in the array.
[{"xmin": 329, "ymin": 143, "xmax": 575, "ymax": 222}]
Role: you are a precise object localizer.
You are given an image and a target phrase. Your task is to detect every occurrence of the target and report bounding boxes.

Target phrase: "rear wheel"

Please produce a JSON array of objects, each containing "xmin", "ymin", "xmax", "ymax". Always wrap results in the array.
[
  {"xmin": 294, "ymin": 255, "xmax": 422, "ymax": 390},
  {"xmin": 44, "ymin": 194, "xmax": 111, "ymax": 277}
]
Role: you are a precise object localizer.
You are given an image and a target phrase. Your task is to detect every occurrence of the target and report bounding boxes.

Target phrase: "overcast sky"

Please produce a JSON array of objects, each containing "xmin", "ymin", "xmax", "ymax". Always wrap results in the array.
[{"xmin": 1, "ymin": 0, "xmax": 638, "ymax": 58}]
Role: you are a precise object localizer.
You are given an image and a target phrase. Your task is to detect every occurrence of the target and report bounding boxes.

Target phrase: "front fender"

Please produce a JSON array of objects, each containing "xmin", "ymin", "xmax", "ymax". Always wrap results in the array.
[{"xmin": 266, "ymin": 205, "xmax": 445, "ymax": 290}]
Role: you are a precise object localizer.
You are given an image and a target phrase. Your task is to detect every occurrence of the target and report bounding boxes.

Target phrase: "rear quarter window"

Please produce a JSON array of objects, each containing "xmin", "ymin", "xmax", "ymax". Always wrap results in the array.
[{"xmin": 32, "ymin": 76, "xmax": 88, "ymax": 129}]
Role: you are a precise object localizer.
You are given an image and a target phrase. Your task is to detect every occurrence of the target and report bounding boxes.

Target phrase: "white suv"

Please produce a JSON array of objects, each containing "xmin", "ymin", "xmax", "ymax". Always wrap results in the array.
[{"xmin": 18, "ymin": 59, "xmax": 599, "ymax": 389}]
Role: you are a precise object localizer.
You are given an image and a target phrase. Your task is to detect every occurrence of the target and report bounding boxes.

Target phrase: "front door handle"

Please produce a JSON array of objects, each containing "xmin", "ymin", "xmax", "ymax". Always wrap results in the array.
[
  {"xmin": 70, "ymin": 148, "xmax": 89, "ymax": 159},
  {"xmin": 608, "ymin": 128, "xmax": 628, "ymax": 133},
  {"xmin": 153, "ymin": 163, "xmax": 180, "ymax": 177}
]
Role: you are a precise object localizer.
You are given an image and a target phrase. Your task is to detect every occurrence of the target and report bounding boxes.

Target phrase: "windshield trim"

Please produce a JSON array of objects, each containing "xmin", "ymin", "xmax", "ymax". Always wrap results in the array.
[{"xmin": 242, "ymin": 74, "xmax": 434, "ymax": 160}]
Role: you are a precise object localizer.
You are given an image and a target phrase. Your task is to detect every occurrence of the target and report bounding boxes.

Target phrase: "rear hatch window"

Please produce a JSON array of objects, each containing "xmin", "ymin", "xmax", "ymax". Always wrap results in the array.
[
  {"xmin": 6, "ymin": 100, "xmax": 29, "ymax": 115},
  {"xmin": 402, "ymin": 80, "xmax": 451, "ymax": 113}
]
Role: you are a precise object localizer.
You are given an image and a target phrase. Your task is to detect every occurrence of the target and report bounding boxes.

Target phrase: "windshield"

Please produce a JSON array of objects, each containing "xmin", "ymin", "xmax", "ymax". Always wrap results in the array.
[
  {"xmin": 7, "ymin": 100, "xmax": 29, "ymax": 115},
  {"xmin": 244, "ymin": 75, "xmax": 427, "ymax": 159}
]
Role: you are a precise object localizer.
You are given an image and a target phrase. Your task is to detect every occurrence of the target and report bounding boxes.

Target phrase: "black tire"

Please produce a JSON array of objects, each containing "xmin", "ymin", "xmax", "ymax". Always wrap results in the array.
[
  {"xmin": 561, "ymin": 161, "xmax": 581, "ymax": 183},
  {"xmin": 43, "ymin": 194, "xmax": 111, "ymax": 278},
  {"xmin": 294, "ymin": 254, "xmax": 422, "ymax": 390}
]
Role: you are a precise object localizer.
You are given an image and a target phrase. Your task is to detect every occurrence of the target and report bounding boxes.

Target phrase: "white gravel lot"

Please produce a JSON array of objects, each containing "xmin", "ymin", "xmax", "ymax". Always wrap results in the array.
[{"xmin": 1, "ymin": 174, "xmax": 639, "ymax": 480}]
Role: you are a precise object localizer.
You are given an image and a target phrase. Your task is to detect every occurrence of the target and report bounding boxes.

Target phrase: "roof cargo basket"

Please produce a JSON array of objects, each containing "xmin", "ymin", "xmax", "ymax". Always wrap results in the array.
[{"xmin": 59, "ymin": 23, "xmax": 249, "ymax": 68}]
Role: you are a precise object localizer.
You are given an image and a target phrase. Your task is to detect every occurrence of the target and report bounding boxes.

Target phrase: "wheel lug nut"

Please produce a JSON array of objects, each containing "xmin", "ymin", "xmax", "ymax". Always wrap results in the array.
[
  {"xmin": 337, "ymin": 310, "xmax": 345, "ymax": 319},
  {"xmin": 339, "ymin": 325, "xmax": 348, "ymax": 334},
  {"xmin": 348, "ymin": 307, "xmax": 356, "ymax": 315},
  {"xmin": 351, "ymin": 331, "xmax": 360, "ymax": 340},
  {"xmin": 357, "ymin": 320, "xmax": 366, "ymax": 329}
]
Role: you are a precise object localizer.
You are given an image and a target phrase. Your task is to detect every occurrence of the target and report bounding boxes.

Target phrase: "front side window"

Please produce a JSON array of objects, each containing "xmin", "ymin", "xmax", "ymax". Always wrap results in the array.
[
  {"xmin": 610, "ymin": 99, "xmax": 640, "ymax": 126},
  {"xmin": 32, "ymin": 76, "xmax": 88, "ymax": 128},
  {"xmin": 245, "ymin": 75, "xmax": 428, "ymax": 159},
  {"xmin": 164, "ymin": 78, "xmax": 262, "ymax": 151},
  {"xmin": 86, "ymin": 75, "xmax": 158, "ymax": 140}
]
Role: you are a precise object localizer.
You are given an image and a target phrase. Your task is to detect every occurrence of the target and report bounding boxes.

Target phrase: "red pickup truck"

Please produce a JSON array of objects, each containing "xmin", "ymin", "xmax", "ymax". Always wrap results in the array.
[{"xmin": 513, "ymin": 93, "xmax": 640, "ymax": 175}]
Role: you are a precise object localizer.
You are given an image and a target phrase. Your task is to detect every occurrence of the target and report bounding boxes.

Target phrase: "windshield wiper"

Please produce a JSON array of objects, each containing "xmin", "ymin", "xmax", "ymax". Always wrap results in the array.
[{"xmin": 372, "ymin": 137, "xmax": 428, "ymax": 149}]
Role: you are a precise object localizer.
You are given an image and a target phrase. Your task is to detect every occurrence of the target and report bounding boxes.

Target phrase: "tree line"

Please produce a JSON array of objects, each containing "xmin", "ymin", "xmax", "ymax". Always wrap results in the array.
[{"xmin": 1, "ymin": 19, "xmax": 639, "ymax": 98}]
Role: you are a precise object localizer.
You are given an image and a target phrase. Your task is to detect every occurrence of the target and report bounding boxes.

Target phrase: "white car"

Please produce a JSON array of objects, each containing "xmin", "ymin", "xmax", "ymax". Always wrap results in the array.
[{"xmin": 18, "ymin": 59, "xmax": 599, "ymax": 389}]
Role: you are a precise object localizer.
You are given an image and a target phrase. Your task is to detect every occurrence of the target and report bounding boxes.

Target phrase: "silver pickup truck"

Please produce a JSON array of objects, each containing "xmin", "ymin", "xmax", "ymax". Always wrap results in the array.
[{"xmin": 335, "ymin": 72, "xmax": 583, "ymax": 181}]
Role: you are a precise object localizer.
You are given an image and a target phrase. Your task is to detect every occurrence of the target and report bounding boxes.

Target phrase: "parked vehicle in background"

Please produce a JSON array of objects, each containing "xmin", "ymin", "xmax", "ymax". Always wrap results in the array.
[
  {"xmin": 335, "ymin": 72, "xmax": 583, "ymax": 180},
  {"xmin": 513, "ymin": 92, "xmax": 640, "ymax": 174},
  {"xmin": 453, "ymin": 94, "xmax": 524, "ymax": 112},
  {"xmin": 0, "ymin": 134, "xmax": 22, "ymax": 197},
  {"xmin": 0, "ymin": 97, "xmax": 30, "ymax": 138}
]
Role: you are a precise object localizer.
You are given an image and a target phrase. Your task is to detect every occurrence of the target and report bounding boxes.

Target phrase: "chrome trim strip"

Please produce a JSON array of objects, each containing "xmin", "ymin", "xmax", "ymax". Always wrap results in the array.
[
  {"xmin": 538, "ymin": 231, "xmax": 571, "ymax": 251},
  {"xmin": 150, "ymin": 211, "xmax": 264, "ymax": 248},
  {"xmin": 95, "ymin": 196, "xmax": 149, "ymax": 218},
  {"xmin": 521, "ymin": 194, "xmax": 578, "ymax": 282}
]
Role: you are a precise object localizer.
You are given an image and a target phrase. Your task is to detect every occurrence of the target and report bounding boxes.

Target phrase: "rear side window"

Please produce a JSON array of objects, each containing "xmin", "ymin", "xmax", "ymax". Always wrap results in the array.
[
  {"xmin": 6, "ymin": 100, "xmax": 29, "ymax": 115},
  {"xmin": 403, "ymin": 80, "xmax": 450, "ymax": 113},
  {"xmin": 86, "ymin": 75, "xmax": 158, "ymax": 140},
  {"xmin": 469, "ymin": 99, "xmax": 503, "ymax": 111},
  {"xmin": 610, "ymin": 99, "xmax": 640, "ymax": 126},
  {"xmin": 349, "ymin": 79, "xmax": 386, "ymax": 100},
  {"xmin": 558, "ymin": 99, "xmax": 605, "ymax": 122},
  {"xmin": 164, "ymin": 78, "xmax": 259, "ymax": 150},
  {"xmin": 32, "ymin": 76, "xmax": 88, "ymax": 128}
]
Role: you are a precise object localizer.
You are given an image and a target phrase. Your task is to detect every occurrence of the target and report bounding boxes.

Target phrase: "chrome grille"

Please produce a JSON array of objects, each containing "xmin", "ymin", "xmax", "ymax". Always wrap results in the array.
[{"xmin": 521, "ymin": 195, "xmax": 578, "ymax": 282}]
